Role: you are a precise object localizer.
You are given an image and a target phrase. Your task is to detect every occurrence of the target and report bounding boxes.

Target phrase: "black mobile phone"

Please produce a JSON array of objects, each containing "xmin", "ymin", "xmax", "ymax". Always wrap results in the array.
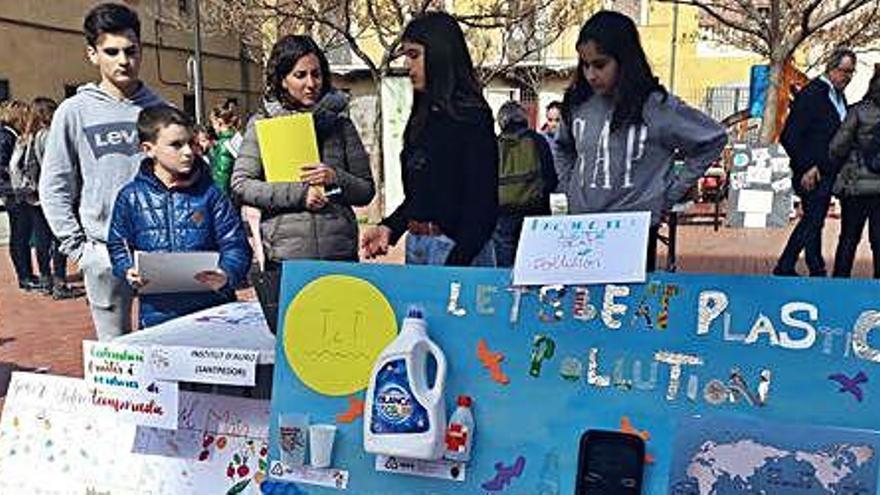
[{"xmin": 574, "ymin": 430, "xmax": 645, "ymax": 495}]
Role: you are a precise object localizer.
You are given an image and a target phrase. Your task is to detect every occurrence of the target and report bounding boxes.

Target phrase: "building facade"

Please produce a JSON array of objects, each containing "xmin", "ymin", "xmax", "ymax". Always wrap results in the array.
[{"xmin": 0, "ymin": 0, "xmax": 262, "ymax": 117}]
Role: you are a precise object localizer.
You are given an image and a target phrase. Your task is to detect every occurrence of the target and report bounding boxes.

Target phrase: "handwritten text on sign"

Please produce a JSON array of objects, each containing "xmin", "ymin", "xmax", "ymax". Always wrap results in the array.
[
  {"xmin": 82, "ymin": 340, "xmax": 178, "ymax": 429},
  {"xmin": 148, "ymin": 345, "xmax": 259, "ymax": 386},
  {"xmin": 513, "ymin": 212, "xmax": 651, "ymax": 286}
]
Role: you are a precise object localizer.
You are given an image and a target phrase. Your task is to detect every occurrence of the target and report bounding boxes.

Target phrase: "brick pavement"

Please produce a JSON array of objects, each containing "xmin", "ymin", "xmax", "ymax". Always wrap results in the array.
[{"xmin": 0, "ymin": 220, "xmax": 875, "ymax": 394}]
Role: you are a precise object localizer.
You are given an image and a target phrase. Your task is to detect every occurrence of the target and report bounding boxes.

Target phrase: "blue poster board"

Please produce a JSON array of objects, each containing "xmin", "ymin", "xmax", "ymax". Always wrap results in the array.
[{"xmin": 269, "ymin": 261, "xmax": 880, "ymax": 494}]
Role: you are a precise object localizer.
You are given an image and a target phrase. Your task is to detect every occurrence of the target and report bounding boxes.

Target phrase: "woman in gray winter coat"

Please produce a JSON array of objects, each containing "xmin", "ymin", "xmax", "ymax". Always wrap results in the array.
[
  {"xmin": 830, "ymin": 71, "xmax": 880, "ymax": 278},
  {"xmin": 232, "ymin": 35, "xmax": 374, "ymax": 333},
  {"xmin": 232, "ymin": 35, "xmax": 375, "ymax": 263}
]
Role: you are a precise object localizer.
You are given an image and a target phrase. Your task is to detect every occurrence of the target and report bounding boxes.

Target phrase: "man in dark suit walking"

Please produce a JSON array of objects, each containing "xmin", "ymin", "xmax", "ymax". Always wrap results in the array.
[{"xmin": 774, "ymin": 49, "xmax": 857, "ymax": 277}]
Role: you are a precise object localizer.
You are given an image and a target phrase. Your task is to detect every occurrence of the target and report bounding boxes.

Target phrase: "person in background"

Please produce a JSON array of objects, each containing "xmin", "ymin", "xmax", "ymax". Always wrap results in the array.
[
  {"xmin": 541, "ymin": 100, "xmax": 563, "ymax": 143},
  {"xmin": 554, "ymin": 11, "xmax": 727, "ymax": 271},
  {"xmin": 829, "ymin": 70, "xmax": 880, "ymax": 278},
  {"xmin": 493, "ymin": 100, "xmax": 558, "ymax": 267},
  {"xmin": 39, "ymin": 3, "xmax": 165, "ymax": 339},
  {"xmin": 361, "ymin": 12, "xmax": 498, "ymax": 267},
  {"xmin": 208, "ymin": 100, "xmax": 242, "ymax": 195},
  {"xmin": 773, "ymin": 49, "xmax": 857, "ymax": 277},
  {"xmin": 25, "ymin": 97, "xmax": 84, "ymax": 299},
  {"xmin": 108, "ymin": 105, "xmax": 251, "ymax": 328},
  {"xmin": 192, "ymin": 124, "xmax": 215, "ymax": 160},
  {"xmin": 0, "ymin": 100, "xmax": 43, "ymax": 292},
  {"xmin": 232, "ymin": 34, "xmax": 374, "ymax": 332}
]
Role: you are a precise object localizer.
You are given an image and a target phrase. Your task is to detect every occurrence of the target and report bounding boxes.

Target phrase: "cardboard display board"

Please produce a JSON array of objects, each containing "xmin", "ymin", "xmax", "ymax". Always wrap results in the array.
[
  {"xmin": 268, "ymin": 261, "xmax": 880, "ymax": 494},
  {"xmin": 726, "ymin": 142, "xmax": 793, "ymax": 228}
]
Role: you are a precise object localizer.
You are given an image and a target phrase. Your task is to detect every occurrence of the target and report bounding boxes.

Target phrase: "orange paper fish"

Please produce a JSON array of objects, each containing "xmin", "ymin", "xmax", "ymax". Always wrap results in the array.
[
  {"xmin": 336, "ymin": 395, "xmax": 365, "ymax": 424},
  {"xmin": 477, "ymin": 339, "xmax": 510, "ymax": 385}
]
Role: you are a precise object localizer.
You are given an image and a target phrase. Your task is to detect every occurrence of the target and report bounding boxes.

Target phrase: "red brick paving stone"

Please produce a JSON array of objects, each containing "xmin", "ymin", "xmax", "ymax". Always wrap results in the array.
[{"xmin": 0, "ymin": 220, "xmax": 873, "ymax": 402}]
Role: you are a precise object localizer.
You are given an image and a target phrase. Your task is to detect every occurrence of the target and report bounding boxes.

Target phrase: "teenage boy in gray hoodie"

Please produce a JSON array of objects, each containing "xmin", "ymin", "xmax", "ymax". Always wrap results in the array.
[
  {"xmin": 555, "ymin": 11, "xmax": 726, "ymax": 271},
  {"xmin": 39, "ymin": 3, "xmax": 164, "ymax": 340}
]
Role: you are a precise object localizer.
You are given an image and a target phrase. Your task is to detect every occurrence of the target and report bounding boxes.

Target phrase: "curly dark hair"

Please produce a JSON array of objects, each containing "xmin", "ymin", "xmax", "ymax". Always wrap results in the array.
[{"xmin": 264, "ymin": 35, "xmax": 332, "ymax": 108}]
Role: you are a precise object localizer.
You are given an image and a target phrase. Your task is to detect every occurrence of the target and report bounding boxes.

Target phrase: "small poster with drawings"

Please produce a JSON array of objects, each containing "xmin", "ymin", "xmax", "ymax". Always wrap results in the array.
[{"xmin": 726, "ymin": 142, "xmax": 792, "ymax": 228}]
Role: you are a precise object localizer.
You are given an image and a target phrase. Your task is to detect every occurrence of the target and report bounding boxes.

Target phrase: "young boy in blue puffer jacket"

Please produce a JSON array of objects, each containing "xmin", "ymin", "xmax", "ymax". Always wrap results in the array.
[{"xmin": 108, "ymin": 105, "xmax": 251, "ymax": 328}]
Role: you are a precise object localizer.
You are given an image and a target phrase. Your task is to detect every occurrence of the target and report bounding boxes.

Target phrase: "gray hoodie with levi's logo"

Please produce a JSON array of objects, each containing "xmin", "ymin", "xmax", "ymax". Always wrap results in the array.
[
  {"xmin": 554, "ymin": 92, "xmax": 727, "ymax": 225},
  {"xmin": 39, "ymin": 82, "xmax": 164, "ymax": 261}
]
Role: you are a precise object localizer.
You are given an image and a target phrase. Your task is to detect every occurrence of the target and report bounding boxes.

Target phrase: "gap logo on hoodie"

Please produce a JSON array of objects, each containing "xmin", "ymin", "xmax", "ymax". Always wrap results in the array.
[
  {"xmin": 84, "ymin": 122, "xmax": 140, "ymax": 159},
  {"xmin": 571, "ymin": 116, "xmax": 648, "ymax": 191}
]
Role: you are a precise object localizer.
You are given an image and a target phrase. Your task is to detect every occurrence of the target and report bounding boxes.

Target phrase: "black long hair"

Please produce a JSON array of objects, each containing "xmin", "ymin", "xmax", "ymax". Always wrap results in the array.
[
  {"xmin": 401, "ymin": 11, "xmax": 489, "ymax": 144},
  {"xmin": 264, "ymin": 35, "xmax": 332, "ymax": 109},
  {"xmin": 562, "ymin": 11, "xmax": 666, "ymax": 131}
]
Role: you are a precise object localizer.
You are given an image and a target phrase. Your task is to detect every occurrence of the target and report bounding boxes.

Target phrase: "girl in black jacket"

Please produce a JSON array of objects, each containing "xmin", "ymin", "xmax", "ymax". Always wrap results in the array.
[{"xmin": 362, "ymin": 12, "xmax": 499, "ymax": 266}]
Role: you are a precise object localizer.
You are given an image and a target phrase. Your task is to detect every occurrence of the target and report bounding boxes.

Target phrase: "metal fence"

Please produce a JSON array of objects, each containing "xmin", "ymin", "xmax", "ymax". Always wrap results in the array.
[{"xmin": 703, "ymin": 86, "xmax": 750, "ymax": 122}]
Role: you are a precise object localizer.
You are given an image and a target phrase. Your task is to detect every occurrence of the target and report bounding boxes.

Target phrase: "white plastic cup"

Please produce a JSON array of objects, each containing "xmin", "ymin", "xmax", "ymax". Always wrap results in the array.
[{"xmin": 309, "ymin": 424, "xmax": 337, "ymax": 468}]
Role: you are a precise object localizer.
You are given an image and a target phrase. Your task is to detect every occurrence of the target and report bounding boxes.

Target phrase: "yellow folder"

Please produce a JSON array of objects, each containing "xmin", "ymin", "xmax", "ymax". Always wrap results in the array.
[{"xmin": 255, "ymin": 113, "xmax": 320, "ymax": 182}]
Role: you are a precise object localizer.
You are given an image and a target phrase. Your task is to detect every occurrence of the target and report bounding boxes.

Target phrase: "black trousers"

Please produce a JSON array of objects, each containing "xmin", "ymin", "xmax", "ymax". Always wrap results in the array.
[
  {"xmin": 832, "ymin": 195, "xmax": 880, "ymax": 278},
  {"xmin": 775, "ymin": 178, "xmax": 834, "ymax": 276},
  {"xmin": 7, "ymin": 201, "xmax": 66, "ymax": 284}
]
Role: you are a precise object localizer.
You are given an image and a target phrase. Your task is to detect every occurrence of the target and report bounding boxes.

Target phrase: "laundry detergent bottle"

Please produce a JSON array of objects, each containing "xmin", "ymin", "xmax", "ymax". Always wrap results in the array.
[{"xmin": 363, "ymin": 307, "xmax": 447, "ymax": 460}]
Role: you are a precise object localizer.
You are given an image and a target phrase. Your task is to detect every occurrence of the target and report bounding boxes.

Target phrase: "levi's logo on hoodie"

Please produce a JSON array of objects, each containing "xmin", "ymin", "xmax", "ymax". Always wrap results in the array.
[{"xmin": 84, "ymin": 122, "xmax": 139, "ymax": 159}]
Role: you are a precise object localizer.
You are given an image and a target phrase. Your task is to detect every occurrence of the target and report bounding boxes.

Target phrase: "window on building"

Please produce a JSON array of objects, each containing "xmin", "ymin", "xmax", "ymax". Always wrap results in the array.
[
  {"xmin": 611, "ymin": 0, "xmax": 647, "ymax": 25},
  {"xmin": 0, "ymin": 80, "xmax": 9, "ymax": 103},
  {"xmin": 183, "ymin": 94, "xmax": 196, "ymax": 118},
  {"xmin": 178, "ymin": 0, "xmax": 190, "ymax": 16},
  {"xmin": 64, "ymin": 84, "xmax": 79, "ymax": 99}
]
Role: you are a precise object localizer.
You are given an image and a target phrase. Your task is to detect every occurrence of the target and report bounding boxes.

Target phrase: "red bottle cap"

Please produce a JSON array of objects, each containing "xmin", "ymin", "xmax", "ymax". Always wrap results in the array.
[{"xmin": 457, "ymin": 395, "xmax": 472, "ymax": 407}]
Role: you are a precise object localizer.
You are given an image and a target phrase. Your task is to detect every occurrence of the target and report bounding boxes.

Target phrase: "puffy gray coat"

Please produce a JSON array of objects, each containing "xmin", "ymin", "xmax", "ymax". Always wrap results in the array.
[
  {"xmin": 831, "ymin": 99, "xmax": 880, "ymax": 197},
  {"xmin": 231, "ymin": 92, "xmax": 375, "ymax": 261}
]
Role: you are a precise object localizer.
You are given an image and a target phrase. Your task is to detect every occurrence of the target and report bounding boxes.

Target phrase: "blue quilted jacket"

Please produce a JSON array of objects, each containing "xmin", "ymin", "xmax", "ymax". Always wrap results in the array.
[{"xmin": 108, "ymin": 161, "xmax": 252, "ymax": 327}]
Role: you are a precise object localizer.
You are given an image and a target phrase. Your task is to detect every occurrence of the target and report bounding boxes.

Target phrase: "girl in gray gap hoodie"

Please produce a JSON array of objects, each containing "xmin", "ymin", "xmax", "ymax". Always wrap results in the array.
[{"xmin": 555, "ymin": 11, "xmax": 727, "ymax": 269}]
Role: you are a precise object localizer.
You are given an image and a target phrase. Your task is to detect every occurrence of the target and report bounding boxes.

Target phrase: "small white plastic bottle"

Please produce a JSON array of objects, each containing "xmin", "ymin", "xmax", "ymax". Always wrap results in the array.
[
  {"xmin": 363, "ymin": 307, "xmax": 447, "ymax": 460},
  {"xmin": 444, "ymin": 395, "xmax": 475, "ymax": 462}
]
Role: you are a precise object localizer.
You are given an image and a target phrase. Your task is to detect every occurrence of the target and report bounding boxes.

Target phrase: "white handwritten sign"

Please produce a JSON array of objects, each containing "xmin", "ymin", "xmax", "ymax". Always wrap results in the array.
[
  {"xmin": 149, "ymin": 345, "xmax": 259, "ymax": 386},
  {"xmin": 0, "ymin": 372, "xmax": 269, "ymax": 494},
  {"xmin": 513, "ymin": 212, "xmax": 651, "ymax": 286},
  {"xmin": 83, "ymin": 340, "xmax": 178, "ymax": 429}
]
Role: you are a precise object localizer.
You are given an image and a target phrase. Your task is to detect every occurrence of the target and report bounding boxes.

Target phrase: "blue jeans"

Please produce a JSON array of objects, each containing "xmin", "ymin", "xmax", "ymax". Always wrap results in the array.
[
  {"xmin": 492, "ymin": 214, "xmax": 524, "ymax": 268},
  {"xmin": 406, "ymin": 234, "xmax": 496, "ymax": 267}
]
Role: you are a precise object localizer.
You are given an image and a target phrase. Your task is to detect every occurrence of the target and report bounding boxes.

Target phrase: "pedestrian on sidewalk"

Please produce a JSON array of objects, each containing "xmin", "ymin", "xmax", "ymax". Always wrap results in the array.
[
  {"xmin": 1, "ymin": 100, "xmax": 43, "ymax": 292},
  {"xmin": 773, "ymin": 49, "xmax": 856, "ymax": 277},
  {"xmin": 829, "ymin": 70, "xmax": 880, "ymax": 278},
  {"xmin": 208, "ymin": 100, "xmax": 241, "ymax": 196},
  {"xmin": 23, "ymin": 97, "xmax": 84, "ymax": 299},
  {"xmin": 553, "ymin": 10, "xmax": 726, "ymax": 271},
  {"xmin": 361, "ymin": 12, "xmax": 499, "ymax": 267},
  {"xmin": 39, "ymin": 3, "xmax": 165, "ymax": 340}
]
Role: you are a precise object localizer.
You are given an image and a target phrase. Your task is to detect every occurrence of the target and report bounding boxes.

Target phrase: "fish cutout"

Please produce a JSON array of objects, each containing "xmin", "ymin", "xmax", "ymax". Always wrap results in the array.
[
  {"xmin": 620, "ymin": 416, "xmax": 654, "ymax": 464},
  {"xmin": 477, "ymin": 339, "xmax": 510, "ymax": 385},
  {"xmin": 481, "ymin": 455, "xmax": 526, "ymax": 491},
  {"xmin": 828, "ymin": 371, "xmax": 868, "ymax": 402},
  {"xmin": 336, "ymin": 395, "xmax": 365, "ymax": 423}
]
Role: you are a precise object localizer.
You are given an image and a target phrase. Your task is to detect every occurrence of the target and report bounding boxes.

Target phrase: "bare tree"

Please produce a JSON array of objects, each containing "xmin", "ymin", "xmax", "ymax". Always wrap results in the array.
[
  {"xmin": 656, "ymin": 0, "xmax": 880, "ymax": 142},
  {"xmin": 156, "ymin": 0, "xmax": 584, "ymax": 216}
]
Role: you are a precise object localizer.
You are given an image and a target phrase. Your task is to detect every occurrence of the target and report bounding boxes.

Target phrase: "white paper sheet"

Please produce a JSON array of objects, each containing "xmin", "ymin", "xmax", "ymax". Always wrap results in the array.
[
  {"xmin": 135, "ymin": 251, "xmax": 220, "ymax": 294},
  {"xmin": 737, "ymin": 189, "xmax": 774, "ymax": 214}
]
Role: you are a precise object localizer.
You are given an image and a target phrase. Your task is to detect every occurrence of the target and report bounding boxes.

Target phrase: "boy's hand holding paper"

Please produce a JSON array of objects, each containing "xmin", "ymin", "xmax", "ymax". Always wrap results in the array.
[{"xmin": 194, "ymin": 269, "xmax": 228, "ymax": 292}]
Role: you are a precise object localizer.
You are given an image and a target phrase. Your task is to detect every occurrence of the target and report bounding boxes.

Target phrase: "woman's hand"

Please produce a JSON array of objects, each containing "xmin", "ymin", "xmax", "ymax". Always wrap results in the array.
[
  {"xmin": 301, "ymin": 164, "xmax": 337, "ymax": 186},
  {"xmin": 305, "ymin": 185, "xmax": 327, "ymax": 211},
  {"xmin": 361, "ymin": 225, "xmax": 391, "ymax": 259},
  {"xmin": 194, "ymin": 269, "xmax": 228, "ymax": 291}
]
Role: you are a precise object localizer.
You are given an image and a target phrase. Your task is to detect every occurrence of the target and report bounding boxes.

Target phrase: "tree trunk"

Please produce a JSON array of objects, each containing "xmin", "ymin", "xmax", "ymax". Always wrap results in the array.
[{"xmin": 758, "ymin": 58, "xmax": 785, "ymax": 144}]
